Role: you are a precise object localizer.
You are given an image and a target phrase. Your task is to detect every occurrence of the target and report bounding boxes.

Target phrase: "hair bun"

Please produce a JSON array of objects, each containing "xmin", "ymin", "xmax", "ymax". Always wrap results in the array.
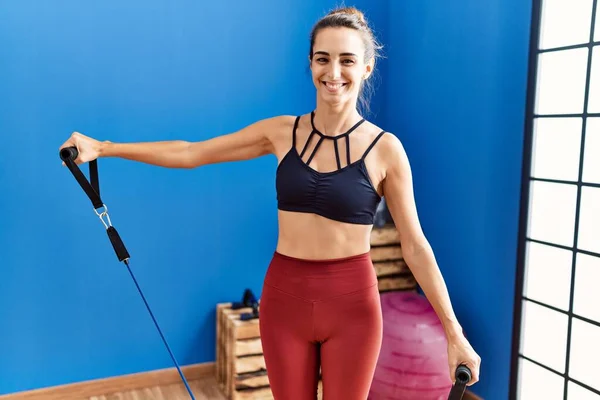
[{"xmin": 328, "ymin": 7, "xmax": 367, "ymax": 24}]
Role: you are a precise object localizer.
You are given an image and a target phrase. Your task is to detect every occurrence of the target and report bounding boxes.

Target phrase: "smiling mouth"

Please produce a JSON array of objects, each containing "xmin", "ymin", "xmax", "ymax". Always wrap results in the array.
[{"xmin": 322, "ymin": 81, "xmax": 348, "ymax": 91}]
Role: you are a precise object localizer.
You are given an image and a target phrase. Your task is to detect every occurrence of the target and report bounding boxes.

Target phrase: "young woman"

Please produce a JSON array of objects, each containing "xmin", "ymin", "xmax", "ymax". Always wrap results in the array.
[{"xmin": 59, "ymin": 7, "xmax": 480, "ymax": 400}]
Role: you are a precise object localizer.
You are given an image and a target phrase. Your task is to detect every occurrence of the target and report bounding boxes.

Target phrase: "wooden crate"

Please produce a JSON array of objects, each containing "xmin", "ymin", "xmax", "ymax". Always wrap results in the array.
[
  {"xmin": 215, "ymin": 226, "xmax": 413, "ymax": 399},
  {"xmin": 216, "ymin": 303, "xmax": 271, "ymax": 400},
  {"xmin": 370, "ymin": 225, "xmax": 417, "ymax": 292},
  {"xmin": 216, "ymin": 303, "xmax": 323, "ymax": 400}
]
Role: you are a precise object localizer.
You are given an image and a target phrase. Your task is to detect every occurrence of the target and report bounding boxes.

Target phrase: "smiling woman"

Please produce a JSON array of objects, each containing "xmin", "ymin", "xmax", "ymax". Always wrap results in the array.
[
  {"xmin": 58, "ymin": 6, "xmax": 480, "ymax": 400},
  {"xmin": 308, "ymin": 7, "xmax": 383, "ymax": 116}
]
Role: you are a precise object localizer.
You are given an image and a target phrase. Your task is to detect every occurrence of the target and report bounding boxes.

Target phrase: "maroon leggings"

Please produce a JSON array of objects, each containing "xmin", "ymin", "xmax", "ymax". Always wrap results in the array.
[{"xmin": 259, "ymin": 251, "xmax": 383, "ymax": 400}]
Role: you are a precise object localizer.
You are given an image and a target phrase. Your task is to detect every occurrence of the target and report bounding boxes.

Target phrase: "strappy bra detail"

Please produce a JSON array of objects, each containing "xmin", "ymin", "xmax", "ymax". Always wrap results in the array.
[{"xmin": 275, "ymin": 112, "xmax": 386, "ymax": 225}]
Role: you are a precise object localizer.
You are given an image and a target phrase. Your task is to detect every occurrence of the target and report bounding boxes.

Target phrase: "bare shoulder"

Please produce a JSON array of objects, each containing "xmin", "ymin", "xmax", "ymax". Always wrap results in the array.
[
  {"xmin": 379, "ymin": 132, "xmax": 406, "ymax": 162},
  {"xmin": 378, "ymin": 131, "xmax": 407, "ymax": 158},
  {"xmin": 360, "ymin": 122, "xmax": 405, "ymax": 157},
  {"xmin": 376, "ymin": 131, "xmax": 413, "ymax": 180},
  {"xmin": 255, "ymin": 115, "xmax": 294, "ymax": 141},
  {"xmin": 261, "ymin": 115, "xmax": 299, "ymax": 156},
  {"xmin": 364, "ymin": 126, "xmax": 410, "ymax": 173},
  {"xmin": 259, "ymin": 114, "xmax": 297, "ymax": 131}
]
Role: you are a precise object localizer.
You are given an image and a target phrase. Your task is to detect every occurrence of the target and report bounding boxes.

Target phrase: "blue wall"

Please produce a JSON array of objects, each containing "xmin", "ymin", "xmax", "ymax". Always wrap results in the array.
[
  {"xmin": 0, "ymin": 0, "xmax": 386, "ymax": 395},
  {"xmin": 384, "ymin": 1, "xmax": 532, "ymax": 399},
  {"xmin": 0, "ymin": 1, "xmax": 531, "ymax": 399}
]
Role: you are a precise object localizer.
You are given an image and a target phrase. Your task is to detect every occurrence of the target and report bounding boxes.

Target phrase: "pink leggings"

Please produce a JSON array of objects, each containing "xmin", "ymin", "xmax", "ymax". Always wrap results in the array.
[{"xmin": 259, "ymin": 251, "xmax": 383, "ymax": 400}]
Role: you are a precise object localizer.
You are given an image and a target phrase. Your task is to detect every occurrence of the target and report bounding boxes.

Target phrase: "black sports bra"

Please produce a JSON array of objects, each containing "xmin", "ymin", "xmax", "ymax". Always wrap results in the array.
[{"xmin": 276, "ymin": 112, "xmax": 386, "ymax": 225}]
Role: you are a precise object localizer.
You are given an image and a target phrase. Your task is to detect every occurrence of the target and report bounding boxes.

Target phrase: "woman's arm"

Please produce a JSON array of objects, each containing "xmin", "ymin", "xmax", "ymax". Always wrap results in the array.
[
  {"xmin": 379, "ymin": 133, "xmax": 480, "ymax": 384},
  {"xmin": 379, "ymin": 133, "xmax": 462, "ymax": 337},
  {"xmin": 60, "ymin": 116, "xmax": 281, "ymax": 169},
  {"xmin": 382, "ymin": 134, "xmax": 481, "ymax": 386}
]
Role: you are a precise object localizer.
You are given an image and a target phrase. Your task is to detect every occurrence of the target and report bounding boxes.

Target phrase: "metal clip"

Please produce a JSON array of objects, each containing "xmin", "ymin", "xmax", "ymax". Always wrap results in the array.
[{"xmin": 94, "ymin": 204, "xmax": 113, "ymax": 229}]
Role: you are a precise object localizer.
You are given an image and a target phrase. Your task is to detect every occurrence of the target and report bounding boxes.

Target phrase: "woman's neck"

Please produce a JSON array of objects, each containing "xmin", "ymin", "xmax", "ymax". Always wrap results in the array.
[{"xmin": 313, "ymin": 100, "xmax": 363, "ymax": 136}]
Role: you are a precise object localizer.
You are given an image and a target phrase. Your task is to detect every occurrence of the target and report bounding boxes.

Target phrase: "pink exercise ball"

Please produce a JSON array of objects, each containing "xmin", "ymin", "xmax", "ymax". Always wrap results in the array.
[{"xmin": 369, "ymin": 291, "xmax": 452, "ymax": 400}]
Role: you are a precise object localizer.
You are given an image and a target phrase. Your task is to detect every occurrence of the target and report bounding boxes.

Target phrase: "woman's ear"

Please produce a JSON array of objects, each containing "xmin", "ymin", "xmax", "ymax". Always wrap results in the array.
[{"xmin": 364, "ymin": 58, "xmax": 375, "ymax": 80}]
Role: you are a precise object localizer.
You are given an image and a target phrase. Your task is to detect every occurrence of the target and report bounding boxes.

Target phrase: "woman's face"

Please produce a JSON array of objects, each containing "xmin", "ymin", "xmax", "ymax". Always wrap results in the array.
[{"xmin": 310, "ymin": 27, "xmax": 373, "ymax": 108}]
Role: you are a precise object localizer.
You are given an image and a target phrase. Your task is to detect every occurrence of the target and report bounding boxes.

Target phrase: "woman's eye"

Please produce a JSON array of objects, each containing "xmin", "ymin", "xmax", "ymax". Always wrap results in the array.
[{"xmin": 314, "ymin": 58, "xmax": 354, "ymax": 65}]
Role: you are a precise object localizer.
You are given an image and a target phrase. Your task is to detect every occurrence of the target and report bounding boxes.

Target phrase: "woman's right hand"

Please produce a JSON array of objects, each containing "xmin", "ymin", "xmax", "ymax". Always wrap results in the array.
[{"xmin": 59, "ymin": 131, "xmax": 104, "ymax": 165}]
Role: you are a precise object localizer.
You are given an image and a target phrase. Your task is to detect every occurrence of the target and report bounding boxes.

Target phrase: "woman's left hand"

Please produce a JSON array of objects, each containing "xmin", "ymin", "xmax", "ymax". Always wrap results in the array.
[{"xmin": 447, "ymin": 334, "xmax": 481, "ymax": 386}]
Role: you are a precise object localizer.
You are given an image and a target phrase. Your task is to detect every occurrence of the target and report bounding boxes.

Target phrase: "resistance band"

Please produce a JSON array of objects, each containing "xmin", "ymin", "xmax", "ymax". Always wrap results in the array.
[{"xmin": 59, "ymin": 146, "xmax": 196, "ymax": 400}]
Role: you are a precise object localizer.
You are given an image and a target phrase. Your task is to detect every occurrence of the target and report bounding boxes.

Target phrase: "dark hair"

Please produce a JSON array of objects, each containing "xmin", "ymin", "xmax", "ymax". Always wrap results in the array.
[{"xmin": 309, "ymin": 7, "xmax": 383, "ymax": 116}]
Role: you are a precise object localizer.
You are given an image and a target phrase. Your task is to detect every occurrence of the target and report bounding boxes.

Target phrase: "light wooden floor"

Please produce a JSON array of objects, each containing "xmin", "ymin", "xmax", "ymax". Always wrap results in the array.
[
  {"xmin": 89, "ymin": 374, "xmax": 329, "ymax": 400},
  {"xmin": 89, "ymin": 375, "xmax": 227, "ymax": 400},
  {"xmin": 86, "ymin": 373, "xmax": 476, "ymax": 400}
]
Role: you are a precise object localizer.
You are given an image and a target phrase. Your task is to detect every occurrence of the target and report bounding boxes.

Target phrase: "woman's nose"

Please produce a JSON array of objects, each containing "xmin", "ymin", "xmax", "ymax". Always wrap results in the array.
[{"xmin": 328, "ymin": 63, "xmax": 341, "ymax": 80}]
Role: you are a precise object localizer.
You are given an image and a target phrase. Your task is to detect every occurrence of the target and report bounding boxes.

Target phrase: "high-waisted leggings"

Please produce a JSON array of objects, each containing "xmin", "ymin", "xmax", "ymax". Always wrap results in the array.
[{"xmin": 259, "ymin": 251, "xmax": 383, "ymax": 400}]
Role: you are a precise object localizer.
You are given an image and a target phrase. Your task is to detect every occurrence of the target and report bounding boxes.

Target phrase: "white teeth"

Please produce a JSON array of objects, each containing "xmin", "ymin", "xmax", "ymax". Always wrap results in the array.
[{"xmin": 325, "ymin": 82, "xmax": 344, "ymax": 90}]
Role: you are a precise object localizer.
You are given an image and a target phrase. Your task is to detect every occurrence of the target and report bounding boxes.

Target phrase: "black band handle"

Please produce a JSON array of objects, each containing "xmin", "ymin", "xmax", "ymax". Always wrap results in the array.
[
  {"xmin": 60, "ymin": 145, "xmax": 130, "ymax": 263},
  {"xmin": 455, "ymin": 364, "xmax": 472, "ymax": 385},
  {"xmin": 447, "ymin": 364, "xmax": 473, "ymax": 400},
  {"xmin": 60, "ymin": 146, "xmax": 79, "ymax": 162},
  {"xmin": 59, "ymin": 146, "xmax": 103, "ymax": 209}
]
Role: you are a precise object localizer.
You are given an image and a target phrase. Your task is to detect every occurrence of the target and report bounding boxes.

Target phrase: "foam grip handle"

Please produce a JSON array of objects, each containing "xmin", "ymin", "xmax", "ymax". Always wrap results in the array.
[
  {"xmin": 455, "ymin": 365, "xmax": 472, "ymax": 385},
  {"xmin": 107, "ymin": 226, "xmax": 131, "ymax": 262},
  {"xmin": 447, "ymin": 364, "xmax": 472, "ymax": 400},
  {"xmin": 60, "ymin": 146, "xmax": 79, "ymax": 162}
]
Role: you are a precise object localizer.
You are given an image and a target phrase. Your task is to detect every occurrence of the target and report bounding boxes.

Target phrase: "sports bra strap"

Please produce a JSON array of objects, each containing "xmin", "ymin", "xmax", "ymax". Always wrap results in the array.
[
  {"xmin": 292, "ymin": 115, "xmax": 300, "ymax": 149},
  {"xmin": 333, "ymin": 140, "xmax": 341, "ymax": 169},
  {"xmin": 346, "ymin": 136, "xmax": 351, "ymax": 166},
  {"xmin": 292, "ymin": 114, "xmax": 384, "ymax": 167},
  {"xmin": 299, "ymin": 131, "xmax": 316, "ymax": 159},
  {"xmin": 305, "ymin": 136, "xmax": 324, "ymax": 166},
  {"xmin": 361, "ymin": 130, "xmax": 386, "ymax": 160}
]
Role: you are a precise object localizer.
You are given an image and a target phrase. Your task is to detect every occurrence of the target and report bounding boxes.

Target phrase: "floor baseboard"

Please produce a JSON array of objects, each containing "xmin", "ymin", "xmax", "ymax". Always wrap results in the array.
[{"xmin": 0, "ymin": 363, "xmax": 213, "ymax": 400}]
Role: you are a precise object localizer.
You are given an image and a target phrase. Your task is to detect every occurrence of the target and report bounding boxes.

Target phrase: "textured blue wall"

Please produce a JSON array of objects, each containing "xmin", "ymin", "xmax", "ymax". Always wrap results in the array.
[
  {"xmin": 0, "ymin": 0, "xmax": 386, "ymax": 395},
  {"xmin": 0, "ymin": 1, "xmax": 531, "ymax": 398},
  {"xmin": 384, "ymin": 1, "xmax": 532, "ymax": 399}
]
